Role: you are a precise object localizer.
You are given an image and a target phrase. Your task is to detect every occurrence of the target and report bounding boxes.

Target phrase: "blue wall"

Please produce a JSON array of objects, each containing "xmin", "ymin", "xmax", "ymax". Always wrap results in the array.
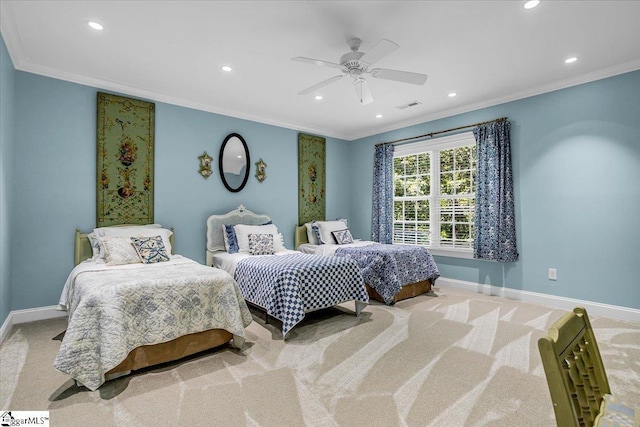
[
  {"xmin": 0, "ymin": 34, "xmax": 15, "ymax": 326},
  {"xmin": 9, "ymin": 72, "xmax": 351, "ymax": 312},
  {"xmin": 348, "ymin": 70, "xmax": 640, "ymax": 310},
  {"xmin": 2, "ymin": 39, "xmax": 639, "ymax": 321}
]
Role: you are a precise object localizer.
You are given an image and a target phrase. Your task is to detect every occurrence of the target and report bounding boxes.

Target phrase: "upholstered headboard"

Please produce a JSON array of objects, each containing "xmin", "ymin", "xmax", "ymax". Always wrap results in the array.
[
  {"xmin": 205, "ymin": 205, "xmax": 271, "ymax": 265},
  {"xmin": 294, "ymin": 225, "xmax": 309, "ymax": 250},
  {"xmin": 74, "ymin": 226, "xmax": 175, "ymax": 266}
]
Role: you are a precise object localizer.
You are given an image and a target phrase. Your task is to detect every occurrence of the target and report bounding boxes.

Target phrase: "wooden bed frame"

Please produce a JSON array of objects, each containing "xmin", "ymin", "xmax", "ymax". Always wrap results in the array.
[
  {"xmin": 294, "ymin": 224, "xmax": 434, "ymax": 304},
  {"xmin": 73, "ymin": 228, "xmax": 233, "ymax": 381}
]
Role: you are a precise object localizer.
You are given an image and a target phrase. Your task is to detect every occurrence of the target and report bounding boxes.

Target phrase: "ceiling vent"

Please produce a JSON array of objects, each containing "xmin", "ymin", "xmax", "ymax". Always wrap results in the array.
[{"xmin": 396, "ymin": 101, "xmax": 422, "ymax": 110}]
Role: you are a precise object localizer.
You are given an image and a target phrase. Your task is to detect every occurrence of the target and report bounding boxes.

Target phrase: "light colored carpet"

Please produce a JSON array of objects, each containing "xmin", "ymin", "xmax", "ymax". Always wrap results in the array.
[{"xmin": 1, "ymin": 286, "xmax": 639, "ymax": 426}]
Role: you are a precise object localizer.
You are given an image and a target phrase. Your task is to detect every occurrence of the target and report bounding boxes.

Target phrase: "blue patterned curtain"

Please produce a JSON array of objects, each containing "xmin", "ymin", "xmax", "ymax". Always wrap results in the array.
[
  {"xmin": 372, "ymin": 144, "xmax": 394, "ymax": 243},
  {"xmin": 473, "ymin": 121, "xmax": 518, "ymax": 262}
]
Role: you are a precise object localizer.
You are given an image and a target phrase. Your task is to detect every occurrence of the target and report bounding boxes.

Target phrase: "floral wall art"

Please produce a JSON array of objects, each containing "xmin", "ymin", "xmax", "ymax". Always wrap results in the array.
[{"xmin": 96, "ymin": 92, "xmax": 155, "ymax": 226}]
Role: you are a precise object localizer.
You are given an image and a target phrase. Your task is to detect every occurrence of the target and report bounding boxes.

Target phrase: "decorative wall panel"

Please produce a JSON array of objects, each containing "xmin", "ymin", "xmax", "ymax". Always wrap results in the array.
[
  {"xmin": 298, "ymin": 133, "xmax": 326, "ymax": 224},
  {"xmin": 96, "ymin": 92, "xmax": 155, "ymax": 226}
]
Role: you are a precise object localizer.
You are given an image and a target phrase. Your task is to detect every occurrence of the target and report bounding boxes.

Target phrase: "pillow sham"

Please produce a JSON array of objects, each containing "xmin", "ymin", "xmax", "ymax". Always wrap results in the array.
[
  {"xmin": 332, "ymin": 229, "xmax": 354, "ymax": 245},
  {"xmin": 100, "ymin": 237, "xmax": 142, "ymax": 266},
  {"xmin": 234, "ymin": 223, "xmax": 286, "ymax": 253},
  {"xmin": 305, "ymin": 222, "xmax": 320, "ymax": 245},
  {"xmin": 130, "ymin": 235, "xmax": 170, "ymax": 264},
  {"xmin": 93, "ymin": 225, "xmax": 173, "ymax": 255},
  {"xmin": 248, "ymin": 233, "xmax": 275, "ymax": 255},
  {"xmin": 223, "ymin": 224, "xmax": 240, "ymax": 254},
  {"xmin": 316, "ymin": 219, "xmax": 349, "ymax": 244},
  {"xmin": 87, "ymin": 232, "xmax": 101, "ymax": 260}
]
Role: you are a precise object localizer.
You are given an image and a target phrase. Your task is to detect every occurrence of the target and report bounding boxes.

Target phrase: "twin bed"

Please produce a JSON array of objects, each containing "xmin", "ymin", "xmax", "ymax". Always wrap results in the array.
[
  {"xmin": 295, "ymin": 221, "xmax": 440, "ymax": 305},
  {"xmin": 54, "ymin": 226, "xmax": 252, "ymax": 391},
  {"xmin": 55, "ymin": 207, "xmax": 438, "ymax": 390},
  {"xmin": 205, "ymin": 206, "xmax": 368, "ymax": 337}
]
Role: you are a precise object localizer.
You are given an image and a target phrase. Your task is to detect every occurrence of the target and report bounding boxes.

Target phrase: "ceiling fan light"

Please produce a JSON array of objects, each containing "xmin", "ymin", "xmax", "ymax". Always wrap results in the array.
[
  {"xmin": 564, "ymin": 57, "xmax": 578, "ymax": 64},
  {"xmin": 524, "ymin": 0, "xmax": 540, "ymax": 9},
  {"xmin": 376, "ymin": 114, "xmax": 383, "ymax": 119},
  {"xmin": 448, "ymin": 92, "xmax": 457, "ymax": 97},
  {"xmin": 221, "ymin": 65, "xmax": 233, "ymax": 72},
  {"xmin": 314, "ymin": 95, "xmax": 323, "ymax": 100}
]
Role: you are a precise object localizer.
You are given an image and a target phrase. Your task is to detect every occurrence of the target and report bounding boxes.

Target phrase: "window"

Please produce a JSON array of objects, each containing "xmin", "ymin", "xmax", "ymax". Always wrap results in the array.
[{"xmin": 393, "ymin": 132, "xmax": 476, "ymax": 256}]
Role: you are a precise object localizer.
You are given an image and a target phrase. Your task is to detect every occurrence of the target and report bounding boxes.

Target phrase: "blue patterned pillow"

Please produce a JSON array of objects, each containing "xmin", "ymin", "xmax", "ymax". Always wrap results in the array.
[
  {"xmin": 224, "ymin": 224, "xmax": 239, "ymax": 253},
  {"xmin": 248, "ymin": 233, "xmax": 275, "ymax": 255},
  {"xmin": 130, "ymin": 235, "xmax": 170, "ymax": 264},
  {"xmin": 332, "ymin": 229, "xmax": 354, "ymax": 245},
  {"xmin": 311, "ymin": 221, "xmax": 323, "ymax": 245}
]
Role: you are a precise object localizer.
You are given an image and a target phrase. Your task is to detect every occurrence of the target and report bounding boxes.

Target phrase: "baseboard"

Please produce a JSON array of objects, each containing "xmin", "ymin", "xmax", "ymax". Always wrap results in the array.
[
  {"xmin": 436, "ymin": 277, "xmax": 640, "ymax": 324},
  {"xmin": 0, "ymin": 306, "xmax": 67, "ymax": 344}
]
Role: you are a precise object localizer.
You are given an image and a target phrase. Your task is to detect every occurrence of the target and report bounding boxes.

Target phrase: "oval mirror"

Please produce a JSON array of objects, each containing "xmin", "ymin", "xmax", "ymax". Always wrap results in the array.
[{"xmin": 219, "ymin": 133, "xmax": 250, "ymax": 192}]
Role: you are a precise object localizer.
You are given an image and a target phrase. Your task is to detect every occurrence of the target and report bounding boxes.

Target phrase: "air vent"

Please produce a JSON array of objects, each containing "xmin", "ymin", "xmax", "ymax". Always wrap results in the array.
[{"xmin": 396, "ymin": 101, "xmax": 422, "ymax": 110}]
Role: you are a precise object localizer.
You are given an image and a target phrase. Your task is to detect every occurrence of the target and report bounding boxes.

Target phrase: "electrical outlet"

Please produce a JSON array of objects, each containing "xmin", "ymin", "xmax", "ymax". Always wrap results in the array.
[{"xmin": 548, "ymin": 268, "xmax": 557, "ymax": 281}]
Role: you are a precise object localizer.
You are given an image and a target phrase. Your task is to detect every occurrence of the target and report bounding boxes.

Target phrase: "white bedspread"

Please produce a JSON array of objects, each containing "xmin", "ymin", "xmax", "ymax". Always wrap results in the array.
[{"xmin": 54, "ymin": 256, "xmax": 253, "ymax": 390}]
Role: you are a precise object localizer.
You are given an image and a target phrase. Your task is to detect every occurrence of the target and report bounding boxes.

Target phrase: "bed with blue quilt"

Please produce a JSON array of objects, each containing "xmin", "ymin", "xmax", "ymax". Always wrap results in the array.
[
  {"xmin": 205, "ymin": 206, "xmax": 368, "ymax": 338},
  {"xmin": 295, "ymin": 221, "xmax": 440, "ymax": 305}
]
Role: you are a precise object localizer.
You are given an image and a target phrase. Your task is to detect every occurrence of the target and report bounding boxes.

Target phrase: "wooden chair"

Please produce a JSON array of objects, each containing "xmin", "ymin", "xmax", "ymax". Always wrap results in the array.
[{"xmin": 538, "ymin": 307, "xmax": 638, "ymax": 427}]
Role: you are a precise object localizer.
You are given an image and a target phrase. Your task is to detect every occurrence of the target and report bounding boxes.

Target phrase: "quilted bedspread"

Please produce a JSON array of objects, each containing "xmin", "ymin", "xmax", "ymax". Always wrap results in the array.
[
  {"xmin": 54, "ymin": 256, "xmax": 253, "ymax": 391},
  {"xmin": 335, "ymin": 244, "xmax": 440, "ymax": 305},
  {"xmin": 234, "ymin": 253, "xmax": 368, "ymax": 336}
]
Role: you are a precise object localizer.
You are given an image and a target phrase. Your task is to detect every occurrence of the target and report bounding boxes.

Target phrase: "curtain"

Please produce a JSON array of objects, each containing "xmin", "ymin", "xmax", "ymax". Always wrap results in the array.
[
  {"xmin": 473, "ymin": 120, "xmax": 518, "ymax": 262},
  {"xmin": 371, "ymin": 144, "xmax": 394, "ymax": 243}
]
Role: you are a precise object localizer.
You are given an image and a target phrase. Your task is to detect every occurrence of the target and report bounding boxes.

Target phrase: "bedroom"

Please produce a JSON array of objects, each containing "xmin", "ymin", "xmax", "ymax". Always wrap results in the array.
[{"xmin": 1, "ymin": 1, "xmax": 639, "ymax": 425}]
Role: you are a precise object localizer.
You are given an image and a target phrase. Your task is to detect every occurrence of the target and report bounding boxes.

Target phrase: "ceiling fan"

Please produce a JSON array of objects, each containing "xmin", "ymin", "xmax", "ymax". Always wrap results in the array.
[{"xmin": 292, "ymin": 37, "xmax": 428, "ymax": 105}]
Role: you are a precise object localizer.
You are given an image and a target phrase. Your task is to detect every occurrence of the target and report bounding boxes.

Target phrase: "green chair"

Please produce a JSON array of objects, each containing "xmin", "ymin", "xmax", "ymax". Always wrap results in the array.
[{"xmin": 538, "ymin": 307, "xmax": 638, "ymax": 427}]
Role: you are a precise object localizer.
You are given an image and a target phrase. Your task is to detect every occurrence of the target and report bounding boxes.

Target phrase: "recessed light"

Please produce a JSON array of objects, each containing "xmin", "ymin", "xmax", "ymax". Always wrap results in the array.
[
  {"xmin": 564, "ymin": 57, "xmax": 578, "ymax": 64},
  {"xmin": 87, "ymin": 21, "xmax": 103, "ymax": 31},
  {"xmin": 448, "ymin": 92, "xmax": 457, "ymax": 97},
  {"xmin": 314, "ymin": 95, "xmax": 323, "ymax": 100},
  {"xmin": 376, "ymin": 114, "xmax": 383, "ymax": 119},
  {"xmin": 221, "ymin": 65, "xmax": 233, "ymax": 72},
  {"xmin": 524, "ymin": 0, "xmax": 540, "ymax": 9}
]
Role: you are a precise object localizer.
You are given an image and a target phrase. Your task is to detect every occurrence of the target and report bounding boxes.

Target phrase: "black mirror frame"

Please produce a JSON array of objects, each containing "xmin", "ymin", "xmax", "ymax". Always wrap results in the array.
[{"xmin": 219, "ymin": 133, "xmax": 250, "ymax": 193}]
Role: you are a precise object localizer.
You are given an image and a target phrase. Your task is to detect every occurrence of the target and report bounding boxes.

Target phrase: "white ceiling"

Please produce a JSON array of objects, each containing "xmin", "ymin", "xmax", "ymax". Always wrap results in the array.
[{"xmin": 2, "ymin": 1, "xmax": 640, "ymax": 140}]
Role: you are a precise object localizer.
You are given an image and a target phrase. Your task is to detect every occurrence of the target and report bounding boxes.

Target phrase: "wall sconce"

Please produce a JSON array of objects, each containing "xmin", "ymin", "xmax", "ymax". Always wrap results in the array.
[
  {"xmin": 255, "ymin": 158, "xmax": 267, "ymax": 182},
  {"xmin": 198, "ymin": 151, "xmax": 213, "ymax": 178}
]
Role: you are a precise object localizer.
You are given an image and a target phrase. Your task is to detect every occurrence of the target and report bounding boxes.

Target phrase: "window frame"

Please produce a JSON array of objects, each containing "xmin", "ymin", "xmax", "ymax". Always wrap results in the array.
[{"xmin": 393, "ymin": 131, "xmax": 476, "ymax": 259}]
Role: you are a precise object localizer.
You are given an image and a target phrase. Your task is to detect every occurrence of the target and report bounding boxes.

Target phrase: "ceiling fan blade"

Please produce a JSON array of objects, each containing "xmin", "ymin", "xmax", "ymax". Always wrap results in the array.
[
  {"xmin": 359, "ymin": 39, "xmax": 399, "ymax": 66},
  {"xmin": 291, "ymin": 57, "xmax": 344, "ymax": 70},
  {"xmin": 369, "ymin": 68, "xmax": 428, "ymax": 85},
  {"xmin": 353, "ymin": 79, "xmax": 373, "ymax": 105},
  {"xmin": 298, "ymin": 75, "xmax": 344, "ymax": 95}
]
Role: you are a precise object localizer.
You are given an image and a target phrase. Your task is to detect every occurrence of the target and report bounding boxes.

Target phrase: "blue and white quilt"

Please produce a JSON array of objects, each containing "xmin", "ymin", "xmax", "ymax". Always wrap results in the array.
[
  {"xmin": 334, "ymin": 244, "xmax": 440, "ymax": 305},
  {"xmin": 234, "ymin": 253, "xmax": 368, "ymax": 336}
]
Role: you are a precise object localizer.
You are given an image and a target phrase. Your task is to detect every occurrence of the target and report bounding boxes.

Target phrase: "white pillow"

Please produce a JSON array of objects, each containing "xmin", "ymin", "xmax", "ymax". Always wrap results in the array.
[
  {"xmin": 99, "ymin": 237, "xmax": 142, "ymax": 266},
  {"xmin": 316, "ymin": 219, "xmax": 349, "ymax": 244},
  {"xmin": 93, "ymin": 225, "xmax": 173, "ymax": 255},
  {"xmin": 233, "ymin": 224, "xmax": 286, "ymax": 253}
]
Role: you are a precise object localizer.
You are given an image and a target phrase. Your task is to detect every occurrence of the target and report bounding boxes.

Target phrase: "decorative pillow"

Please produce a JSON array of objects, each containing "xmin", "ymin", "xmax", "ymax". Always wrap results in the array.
[
  {"xmin": 87, "ymin": 232, "xmax": 101, "ymax": 260},
  {"xmin": 305, "ymin": 221, "xmax": 321, "ymax": 245},
  {"xmin": 316, "ymin": 219, "xmax": 349, "ymax": 244},
  {"xmin": 130, "ymin": 235, "xmax": 170, "ymax": 264},
  {"xmin": 233, "ymin": 223, "xmax": 286, "ymax": 253},
  {"xmin": 223, "ymin": 224, "xmax": 240, "ymax": 253},
  {"xmin": 99, "ymin": 237, "xmax": 142, "ymax": 266},
  {"xmin": 248, "ymin": 233, "xmax": 275, "ymax": 255},
  {"xmin": 93, "ymin": 225, "xmax": 173, "ymax": 256},
  {"xmin": 332, "ymin": 229, "xmax": 354, "ymax": 245}
]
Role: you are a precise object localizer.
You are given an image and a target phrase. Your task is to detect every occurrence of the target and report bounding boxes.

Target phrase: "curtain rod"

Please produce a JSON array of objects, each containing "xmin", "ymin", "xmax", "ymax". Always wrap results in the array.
[{"xmin": 375, "ymin": 116, "xmax": 508, "ymax": 147}]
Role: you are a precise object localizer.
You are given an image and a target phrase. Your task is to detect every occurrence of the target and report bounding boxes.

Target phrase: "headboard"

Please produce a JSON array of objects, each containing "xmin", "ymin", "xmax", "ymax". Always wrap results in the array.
[
  {"xmin": 294, "ymin": 225, "xmax": 309, "ymax": 250},
  {"xmin": 205, "ymin": 205, "xmax": 271, "ymax": 266},
  {"xmin": 74, "ymin": 226, "xmax": 175, "ymax": 266}
]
